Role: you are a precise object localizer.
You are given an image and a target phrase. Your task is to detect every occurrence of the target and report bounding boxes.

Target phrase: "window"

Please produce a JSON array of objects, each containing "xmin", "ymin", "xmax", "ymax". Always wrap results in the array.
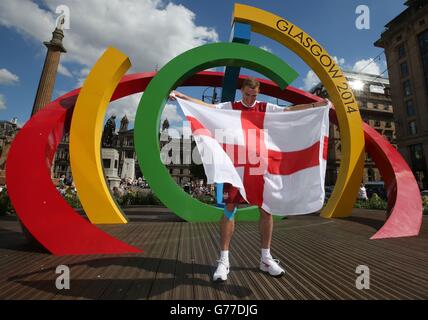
[
  {"xmin": 375, "ymin": 120, "xmax": 381, "ymax": 127},
  {"xmin": 385, "ymin": 121, "xmax": 392, "ymax": 128},
  {"xmin": 418, "ymin": 29, "xmax": 428, "ymax": 88},
  {"xmin": 102, "ymin": 159, "xmax": 111, "ymax": 168},
  {"xmin": 400, "ymin": 62, "xmax": 409, "ymax": 77},
  {"xmin": 409, "ymin": 144, "xmax": 426, "ymax": 171},
  {"xmin": 403, "ymin": 80, "xmax": 412, "ymax": 96},
  {"xmin": 114, "ymin": 160, "xmax": 118, "ymax": 169},
  {"xmin": 398, "ymin": 44, "xmax": 406, "ymax": 59},
  {"xmin": 406, "ymin": 100, "xmax": 415, "ymax": 116},
  {"xmin": 384, "ymin": 131, "xmax": 393, "ymax": 142},
  {"xmin": 408, "ymin": 121, "xmax": 417, "ymax": 135},
  {"xmin": 419, "ymin": 29, "xmax": 428, "ymax": 51},
  {"xmin": 368, "ymin": 168, "xmax": 375, "ymax": 182},
  {"xmin": 369, "ymin": 85, "xmax": 384, "ymax": 94}
]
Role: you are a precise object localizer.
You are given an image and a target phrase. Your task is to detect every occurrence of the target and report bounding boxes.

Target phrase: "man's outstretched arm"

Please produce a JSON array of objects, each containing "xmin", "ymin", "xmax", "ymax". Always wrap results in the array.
[
  {"xmin": 169, "ymin": 90, "xmax": 216, "ymax": 108},
  {"xmin": 284, "ymin": 99, "xmax": 329, "ymax": 112}
]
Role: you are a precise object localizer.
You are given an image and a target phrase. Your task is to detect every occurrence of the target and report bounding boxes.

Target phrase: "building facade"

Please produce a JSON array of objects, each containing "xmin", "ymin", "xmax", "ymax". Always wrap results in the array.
[
  {"xmin": 311, "ymin": 71, "xmax": 396, "ymax": 186},
  {"xmin": 53, "ymin": 116, "xmax": 196, "ymax": 188},
  {"xmin": 0, "ymin": 120, "xmax": 20, "ymax": 185},
  {"xmin": 375, "ymin": 0, "xmax": 428, "ymax": 189},
  {"xmin": 53, "ymin": 132, "xmax": 71, "ymax": 179}
]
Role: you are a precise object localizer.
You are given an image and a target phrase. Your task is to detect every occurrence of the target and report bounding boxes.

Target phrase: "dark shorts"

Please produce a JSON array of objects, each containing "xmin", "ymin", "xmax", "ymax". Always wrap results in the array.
[{"xmin": 223, "ymin": 183, "xmax": 246, "ymax": 204}]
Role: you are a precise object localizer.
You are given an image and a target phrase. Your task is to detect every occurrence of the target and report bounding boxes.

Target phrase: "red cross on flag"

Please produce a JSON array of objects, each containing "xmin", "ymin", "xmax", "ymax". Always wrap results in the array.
[{"xmin": 176, "ymin": 98, "xmax": 331, "ymax": 216}]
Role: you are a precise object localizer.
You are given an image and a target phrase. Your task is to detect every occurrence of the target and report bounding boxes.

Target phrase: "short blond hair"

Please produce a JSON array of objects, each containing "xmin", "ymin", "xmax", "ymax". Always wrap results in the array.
[{"xmin": 241, "ymin": 77, "xmax": 260, "ymax": 90}]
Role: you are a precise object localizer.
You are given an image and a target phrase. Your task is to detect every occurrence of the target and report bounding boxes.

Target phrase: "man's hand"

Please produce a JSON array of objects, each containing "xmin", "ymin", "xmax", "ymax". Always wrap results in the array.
[
  {"xmin": 169, "ymin": 90, "xmax": 187, "ymax": 101},
  {"xmin": 311, "ymin": 99, "xmax": 329, "ymax": 108},
  {"xmin": 168, "ymin": 90, "xmax": 216, "ymax": 108}
]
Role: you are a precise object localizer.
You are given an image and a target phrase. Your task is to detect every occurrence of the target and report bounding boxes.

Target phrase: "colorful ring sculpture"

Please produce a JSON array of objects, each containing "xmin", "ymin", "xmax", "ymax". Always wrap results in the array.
[
  {"xmin": 5, "ymin": 4, "xmax": 422, "ymax": 255},
  {"xmin": 6, "ymin": 71, "xmax": 422, "ymax": 255}
]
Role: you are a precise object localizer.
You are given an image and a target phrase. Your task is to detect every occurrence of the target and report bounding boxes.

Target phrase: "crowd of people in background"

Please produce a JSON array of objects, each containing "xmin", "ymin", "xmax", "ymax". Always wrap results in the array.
[
  {"xmin": 110, "ymin": 177, "xmax": 215, "ymax": 201},
  {"xmin": 56, "ymin": 174, "xmax": 76, "ymax": 196},
  {"xmin": 46, "ymin": 174, "xmax": 389, "ymax": 203},
  {"xmin": 122, "ymin": 177, "xmax": 150, "ymax": 188},
  {"xmin": 190, "ymin": 184, "xmax": 214, "ymax": 198}
]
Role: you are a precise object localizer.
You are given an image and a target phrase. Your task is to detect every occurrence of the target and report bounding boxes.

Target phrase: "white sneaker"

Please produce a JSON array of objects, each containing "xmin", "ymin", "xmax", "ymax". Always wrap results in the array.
[
  {"xmin": 213, "ymin": 259, "xmax": 230, "ymax": 282},
  {"xmin": 260, "ymin": 257, "xmax": 285, "ymax": 277}
]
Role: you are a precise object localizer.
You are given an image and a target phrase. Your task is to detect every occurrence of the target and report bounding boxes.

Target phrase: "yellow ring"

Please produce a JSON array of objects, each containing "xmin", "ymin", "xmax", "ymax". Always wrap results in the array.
[{"xmin": 69, "ymin": 47, "xmax": 129, "ymax": 224}]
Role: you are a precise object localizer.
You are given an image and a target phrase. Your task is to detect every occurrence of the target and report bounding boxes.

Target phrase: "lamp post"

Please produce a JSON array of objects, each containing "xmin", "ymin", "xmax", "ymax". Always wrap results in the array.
[{"xmin": 202, "ymin": 87, "xmax": 220, "ymax": 104}]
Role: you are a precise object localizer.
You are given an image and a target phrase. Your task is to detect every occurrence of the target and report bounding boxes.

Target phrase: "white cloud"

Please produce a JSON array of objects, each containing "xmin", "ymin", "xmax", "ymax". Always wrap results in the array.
[
  {"xmin": 260, "ymin": 45, "xmax": 272, "ymax": 53},
  {"xmin": 73, "ymin": 68, "xmax": 90, "ymax": 78},
  {"xmin": 161, "ymin": 103, "xmax": 184, "ymax": 125},
  {"xmin": 57, "ymin": 63, "xmax": 72, "ymax": 77},
  {"xmin": 0, "ymin": 0, "xmax": 219, "ymax": 87},
  {"xmin": 74, "ymin": 68, "xmax": 90, "ymax": 87},
  {"xmin": 333, "ymin": 56, "xmax": 345, "ymax": 66},
  {"xmin": 0, "ymin": 94, "xmax": 6, "ymax": 110},
  {"xmin": 352, "ymin": 58, "xmax": 382, "ymax": 75},
  {"xmin": 0, "ymin": 68, "xmax": 19, "ymax": 85},
  {"xmin": 302, "ymin": 70, "xmax": 320, "ymax": 91},
  {"xmin": 106, "ymin": 93, "xmax": 143, "ymax": 124}
]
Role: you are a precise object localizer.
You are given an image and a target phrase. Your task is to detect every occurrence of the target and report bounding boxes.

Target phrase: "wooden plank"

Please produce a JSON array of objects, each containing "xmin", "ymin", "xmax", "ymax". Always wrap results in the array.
[
  {"xmin": 149, "ymin": 222, "xmax": 181, "ymax": 300},
  {"xmin": 123, "ymin": 222, "xmax": 171, "ymax": 299},
  {"xmin": 191, "ymin": 223, "xmax": 221, "ymax": 300},
  {"xmin": 96, "ymin": 223, "xmax": 156, "ymax": 300},
  {"xmin": 171, "ymin": 223, "xmax": 194, "ymax": 300}
]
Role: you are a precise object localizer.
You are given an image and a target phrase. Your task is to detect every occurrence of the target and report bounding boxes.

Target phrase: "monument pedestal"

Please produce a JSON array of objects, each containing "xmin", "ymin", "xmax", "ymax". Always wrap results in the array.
[
  {"xmin": 106, "ymin": 176, "xmax": 121, "ymax": 189},
  {"xmin": 101, "ymin": 148, "xmax": 121, "ymax": 190}
]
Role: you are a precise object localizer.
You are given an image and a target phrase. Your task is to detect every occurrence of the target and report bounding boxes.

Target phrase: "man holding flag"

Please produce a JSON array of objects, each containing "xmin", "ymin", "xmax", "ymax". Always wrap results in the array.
[{"xmin": 170, "ymin": 77, "xmax": 330, "ymax": 282}]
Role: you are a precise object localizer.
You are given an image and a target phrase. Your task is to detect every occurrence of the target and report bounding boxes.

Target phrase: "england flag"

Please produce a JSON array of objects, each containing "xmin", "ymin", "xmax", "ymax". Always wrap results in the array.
[{"xmin": 176, "ymin": 97, "xmax": 331, "ymax": 216}]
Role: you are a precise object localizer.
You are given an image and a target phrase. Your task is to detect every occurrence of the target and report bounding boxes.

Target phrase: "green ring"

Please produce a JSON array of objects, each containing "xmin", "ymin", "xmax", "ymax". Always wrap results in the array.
[{"xmin": 134, "ymin": 42, "xmax": 298, "ymax": 222}]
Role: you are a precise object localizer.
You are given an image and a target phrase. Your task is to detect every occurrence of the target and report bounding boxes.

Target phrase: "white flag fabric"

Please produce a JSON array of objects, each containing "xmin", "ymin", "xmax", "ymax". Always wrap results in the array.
[{"xmin": 176, "ymin": 97, "xmax": 331, "ymax": 216}]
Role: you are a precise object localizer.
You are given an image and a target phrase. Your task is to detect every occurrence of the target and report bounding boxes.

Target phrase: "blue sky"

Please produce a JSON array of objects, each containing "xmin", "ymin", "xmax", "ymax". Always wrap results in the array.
[{"xmin": 0, "ymin": 0, "xmax": 407, "ymax": 129}]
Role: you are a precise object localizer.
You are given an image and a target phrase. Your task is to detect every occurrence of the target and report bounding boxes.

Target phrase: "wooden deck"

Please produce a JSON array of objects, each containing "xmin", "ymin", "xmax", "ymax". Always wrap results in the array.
[{"xmin": 0, "ymin": 208, "xmax": 427, "ymax": 300}]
